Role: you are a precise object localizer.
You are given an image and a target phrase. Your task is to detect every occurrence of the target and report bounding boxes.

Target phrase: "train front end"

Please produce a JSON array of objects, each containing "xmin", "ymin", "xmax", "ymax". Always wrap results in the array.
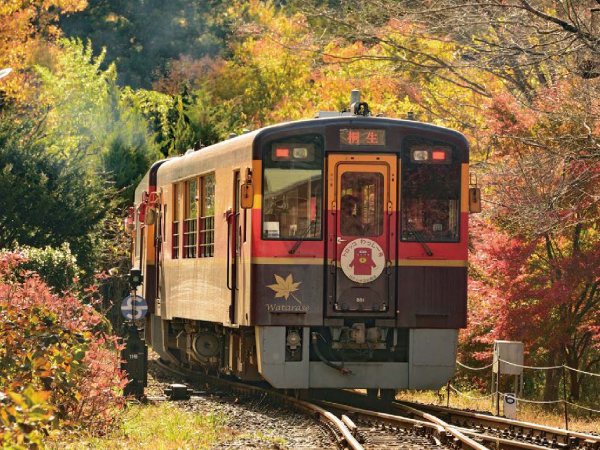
[{"xmin": 249, "ymin": 117, "xmax": 470, "ymax": 390}]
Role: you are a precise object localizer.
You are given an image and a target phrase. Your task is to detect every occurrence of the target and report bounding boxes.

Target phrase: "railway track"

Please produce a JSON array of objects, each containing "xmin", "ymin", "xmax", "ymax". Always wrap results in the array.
[
  {"xmin": 311, "ymin": 389, "xmax": 600, "ymax": 449},
  {"xmin": 150, "ymin": 360, "xmax": 599, "ymax": 449},
  {"xmin": 151, "ymin": 359, "xmax": 360, "ymax": 449},
  {"xmin": 151, "ymin": 360, "xmax": 476, "ymax": 449},
  {"xmin": 312, "ymin": 397, "xmax": 600, "ymax": 450},
  {"xmin": 318, "ymin": 399, "xmax": 485, "ymax": 449},
  {"xmin": 394, "ymin": 400, "xmax": 600, "ymax": 450}
]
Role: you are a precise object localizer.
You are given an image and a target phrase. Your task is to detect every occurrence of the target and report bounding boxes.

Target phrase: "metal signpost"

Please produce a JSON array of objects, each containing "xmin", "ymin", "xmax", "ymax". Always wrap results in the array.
[
  {"xmin": 120, "ymin": 269, "xmax": 148, "ymax": 399},
  {"xmin": 121, "ymin": 294, "xmax": 148, "ymax": 321}
]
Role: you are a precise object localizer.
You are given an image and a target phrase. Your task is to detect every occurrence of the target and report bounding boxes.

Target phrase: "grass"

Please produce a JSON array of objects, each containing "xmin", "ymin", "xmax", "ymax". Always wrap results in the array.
[
  {"xmin": 46, "ymin": 402, "xmax": 229, "ymax": 450},
  {"xmin": 45, "ymin": 390, "xmax": 599, "ymax": 448},
  {"xmin": 398, "ymin": 390, "xmax": 600, "ymax": 434},
  {"xmin": 232, "ymin": 430, "xmax": 287, "ymax": 447}
]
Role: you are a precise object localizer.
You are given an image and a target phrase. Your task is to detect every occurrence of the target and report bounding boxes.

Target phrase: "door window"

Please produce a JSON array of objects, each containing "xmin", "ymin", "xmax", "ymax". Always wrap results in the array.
[{"xmin": 340, "ymin": 172, "xmax": 384, "ymax": 236}]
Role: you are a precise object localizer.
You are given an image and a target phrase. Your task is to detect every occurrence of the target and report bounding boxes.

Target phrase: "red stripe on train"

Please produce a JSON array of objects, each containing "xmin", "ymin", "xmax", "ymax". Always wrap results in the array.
[{"xmin": 251, "ymin": 209, "xmax": 468, "ymax": 261}]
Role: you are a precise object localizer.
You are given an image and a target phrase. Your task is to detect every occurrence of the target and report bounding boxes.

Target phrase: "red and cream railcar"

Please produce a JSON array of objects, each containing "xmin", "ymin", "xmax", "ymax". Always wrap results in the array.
[{"xmin": 132, "ymin": 114, "xmax": 476, "ymax": 391}]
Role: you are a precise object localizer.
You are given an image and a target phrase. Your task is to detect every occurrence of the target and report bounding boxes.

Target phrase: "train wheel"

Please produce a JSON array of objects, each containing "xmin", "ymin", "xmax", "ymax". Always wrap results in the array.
[
  {"xmin": 293, "ymin": 389, "xmax": 307, "ymax": 400},
  {"xmin": 380, "ymin": 389, "xmax": 396, "ymax": 403},
  {"xmin": 285, "ymin": 389, "xmax": 306, "ymax": 400},
  {"xmin": 367, "ymin": 388, "xmax": 378, "ymax": 399}
]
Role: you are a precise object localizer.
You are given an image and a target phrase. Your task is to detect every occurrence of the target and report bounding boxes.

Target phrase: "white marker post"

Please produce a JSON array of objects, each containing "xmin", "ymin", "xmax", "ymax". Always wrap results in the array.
[{"xmin": 503, "ymin": 393, "xmax": 517, "ymax": 419}]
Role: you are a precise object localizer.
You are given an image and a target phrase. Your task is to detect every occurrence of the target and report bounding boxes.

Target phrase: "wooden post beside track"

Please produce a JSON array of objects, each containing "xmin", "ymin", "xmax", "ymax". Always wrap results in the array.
[
  {"xmin": 496, "ymin": 363, "xmax": 501, "ymax": 416},
  {"xmin": 562, "ymin": 365, "xmax": 569, "ymax": 430}
]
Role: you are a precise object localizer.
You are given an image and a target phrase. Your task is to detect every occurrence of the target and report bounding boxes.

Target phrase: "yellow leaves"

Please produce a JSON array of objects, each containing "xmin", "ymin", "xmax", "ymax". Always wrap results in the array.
[
  {"xmin": 7, "ymin": 387, "xmax": 51, "ymax": 409},
  {"xmin": 267, "ymin": 274, "xmax": 301, "ymax": 303},
  {"xmin": 45, "ymin": 0, "xmax": 88, "ymax": 13},
  {"xmin": 26, "ymin": 389, "xmax": 52, "ymax": 405},
  {"xmin": 0, "ymin": 0, "xmax": 87, "ymax": 104},
  {"xmin": 32, "ymin": 356, "xmax": 51, "ymax": 374}
]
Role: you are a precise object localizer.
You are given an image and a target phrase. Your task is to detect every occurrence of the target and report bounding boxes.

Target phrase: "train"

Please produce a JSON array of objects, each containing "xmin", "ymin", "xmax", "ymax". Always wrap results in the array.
[{"xmin": 130, "ymin": 92, "xmax": 481, "ymax": 396}]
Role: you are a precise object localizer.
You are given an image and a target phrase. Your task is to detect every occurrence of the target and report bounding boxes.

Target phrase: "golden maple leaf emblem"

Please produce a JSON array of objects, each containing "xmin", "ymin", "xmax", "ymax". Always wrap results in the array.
[{"xmin": 267, "ymin": 274, "xmax": 302, "ymax": 304}]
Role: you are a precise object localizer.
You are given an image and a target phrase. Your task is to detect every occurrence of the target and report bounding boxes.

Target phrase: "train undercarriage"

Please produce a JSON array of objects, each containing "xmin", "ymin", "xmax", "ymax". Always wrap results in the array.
[{"xmin": 147, "ymin": 315, "xmax": 458, "ymax": 391}]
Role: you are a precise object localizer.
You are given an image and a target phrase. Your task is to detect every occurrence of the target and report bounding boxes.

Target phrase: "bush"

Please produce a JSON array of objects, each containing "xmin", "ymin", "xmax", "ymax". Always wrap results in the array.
[
  {"xmin": 15, "ymin": 244, "xmax": 82, "ymax": 293},
  {"xmin": 0, "ymin": 253, "xmax": 127, "ymax": 449}
]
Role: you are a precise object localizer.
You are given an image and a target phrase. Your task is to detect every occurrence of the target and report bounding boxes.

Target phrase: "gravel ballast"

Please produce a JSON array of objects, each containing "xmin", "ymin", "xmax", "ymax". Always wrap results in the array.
[{"xmin": 145, "ymin": 355, "xmax": 335, "ymax": 449}]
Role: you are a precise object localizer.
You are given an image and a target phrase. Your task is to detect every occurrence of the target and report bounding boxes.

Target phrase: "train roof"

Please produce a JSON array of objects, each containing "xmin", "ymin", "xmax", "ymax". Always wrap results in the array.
[
  {"xmin": 254, "ymin": 115, "xmax": 468, "ymax": 143},
  {"xmin": 251, "ymin": 116, "xmax": 469, "ymax": 160},
  {"xmin": 148, "ymin": 115, "xmax": 470, "ymax": 187}
]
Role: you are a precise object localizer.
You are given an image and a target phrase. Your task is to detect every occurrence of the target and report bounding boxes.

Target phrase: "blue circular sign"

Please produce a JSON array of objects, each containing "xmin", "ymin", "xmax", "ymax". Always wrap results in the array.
[{"xmin": 121, "ymin": 295, "xmax": 148, "ymax": 320}]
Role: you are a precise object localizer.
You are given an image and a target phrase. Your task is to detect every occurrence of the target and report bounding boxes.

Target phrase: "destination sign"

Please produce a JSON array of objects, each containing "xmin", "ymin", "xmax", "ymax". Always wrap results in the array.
[{"xmin": 339, "ymin": 129, "xmax": 385, "ymax": 146}]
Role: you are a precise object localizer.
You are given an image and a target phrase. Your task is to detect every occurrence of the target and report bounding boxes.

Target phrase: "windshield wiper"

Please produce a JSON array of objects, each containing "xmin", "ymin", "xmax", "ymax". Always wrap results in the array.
[
  {"xmin": 407, "ymin": 226, "xmax": 433, "ymax": 256},
  {"xmin": 289, "ymin": 220, "xmax": 316, "ymax": 254}
]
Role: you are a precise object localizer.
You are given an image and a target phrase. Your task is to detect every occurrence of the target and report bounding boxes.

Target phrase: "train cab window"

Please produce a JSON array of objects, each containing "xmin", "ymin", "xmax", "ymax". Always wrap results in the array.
[
  {"xmin": 401, "ymin": 142, "xmax": 460, "ymax": 242},
  {"xmin": 183, "ymin": 178, "xmax": 198, "ymax": 258},
  {"xmin": 262, "ymin": 135, "xmax": 323, "ymax": 240},
  {"xmin": 199, "ymin": 173, "xmax": 215, "ymax": 257}
]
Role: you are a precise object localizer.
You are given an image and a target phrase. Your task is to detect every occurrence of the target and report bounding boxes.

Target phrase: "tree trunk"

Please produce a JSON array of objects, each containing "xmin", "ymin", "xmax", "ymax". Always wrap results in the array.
[
  {"xmin": 565, "ymin": 344, "xmax": 582, "ymax": 402},
  {"xmin": 543, "ymin": 353, "xmax": 560, "ymax": 401},
  {"xmin": 569, "ymin": 369, "xmax": 580, "ymax": 402}
]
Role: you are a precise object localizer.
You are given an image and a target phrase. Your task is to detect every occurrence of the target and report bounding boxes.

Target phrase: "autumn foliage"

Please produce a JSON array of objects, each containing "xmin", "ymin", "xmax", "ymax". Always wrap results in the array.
[
  {"xmin": 0, "ymin": 253, "xmax": 126, "ymax": 448},
  {"xmin": 0, "ymin": 0, "xmax": 598, "ymax": 417}
]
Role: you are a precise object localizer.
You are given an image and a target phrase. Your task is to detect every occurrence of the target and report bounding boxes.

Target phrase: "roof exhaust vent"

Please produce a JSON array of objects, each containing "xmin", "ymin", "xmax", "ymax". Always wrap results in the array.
[
  {"xmin": 350, "ymin": 89, "xmax": 370, "ymax": 117},
  {"xmin": 350, "ymin": 89, "xmax": 360, "ymax": 107},
  {"xmin": 316, "ymin": 88, "xmax": 371, "ymax": 118}
]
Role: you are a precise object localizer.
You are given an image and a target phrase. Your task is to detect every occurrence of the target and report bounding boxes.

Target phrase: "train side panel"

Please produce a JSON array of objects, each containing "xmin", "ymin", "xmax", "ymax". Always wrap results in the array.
[{"xmin": 155, "ymin": 134, "xmax": 255, "ymax": 325}]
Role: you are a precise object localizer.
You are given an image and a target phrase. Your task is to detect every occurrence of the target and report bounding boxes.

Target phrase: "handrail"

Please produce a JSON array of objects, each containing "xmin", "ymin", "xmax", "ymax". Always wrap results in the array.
[{"xmin": 225, "ymin": 210, "xmax": 233, "ymax": 291}]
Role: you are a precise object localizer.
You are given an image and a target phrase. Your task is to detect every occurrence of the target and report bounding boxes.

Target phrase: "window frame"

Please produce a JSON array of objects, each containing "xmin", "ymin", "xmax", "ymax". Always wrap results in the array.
[
  {"xmin": 172, "ymin": 183, "xmax": 180, "ymax": 259},
  {"xmin": 261, "ymin": 134, "xmax": 324, "ymax": 241},
  {"xmin": 172, "ymin": 172, "xmax": 216, "ymax": 259},
  {"xmin": 183, "ymin": 178, "xmax": 198, "ymax": 258},
  {"xmin": 198, "ymin": 173, "xmax": 215, "ymax": 258},
  {"xmin": 399, "ymin": 138, "xmax": 461, "ymax": 244},
  {"xmin": 339, "ymin": 171, "xmax": 385, "ymax": 237}
]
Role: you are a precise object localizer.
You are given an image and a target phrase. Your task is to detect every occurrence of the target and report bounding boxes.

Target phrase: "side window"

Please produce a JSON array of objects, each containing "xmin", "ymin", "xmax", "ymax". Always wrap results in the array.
[
  {"xmin": 172, "ymin": 183, "xmax": 180, "ymax": 259},
  {"xmin": 175, "ymin": 174, "xmax": 215, "ymax": 259},
  {"xmin": 199, "ymin": 173, "xmax": 215, "ymax": 257},
  {"xmin": 183, "ymin": 178, "xmax": 198, "ymax": 258}
]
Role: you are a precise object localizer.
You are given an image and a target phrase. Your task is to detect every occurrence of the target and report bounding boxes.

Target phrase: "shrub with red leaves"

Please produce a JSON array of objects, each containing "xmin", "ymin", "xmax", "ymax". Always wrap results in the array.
[{"xmin": 0, "ymin": 252, "xmax": 127, "ymax": 448}]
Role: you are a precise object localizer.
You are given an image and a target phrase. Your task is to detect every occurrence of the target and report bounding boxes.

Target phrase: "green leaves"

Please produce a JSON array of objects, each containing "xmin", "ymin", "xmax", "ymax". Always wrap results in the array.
[{"xmin": 0, "ymin": 114, "xmax": 109, "ymax": 272}]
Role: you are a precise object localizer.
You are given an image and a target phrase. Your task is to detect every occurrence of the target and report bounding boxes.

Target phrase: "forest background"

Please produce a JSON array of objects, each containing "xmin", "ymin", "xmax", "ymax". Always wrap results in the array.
[{"xmin": 0, "ymin": 0, "xmax": 598, "ymax": 440}]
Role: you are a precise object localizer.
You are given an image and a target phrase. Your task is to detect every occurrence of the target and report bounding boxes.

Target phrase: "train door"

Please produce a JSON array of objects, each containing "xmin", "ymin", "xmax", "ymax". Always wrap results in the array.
[
  {"xmin": 228, "ymin": 170, "xmax": 241, "ymax": 324},
  {"xmin": 326, "ymin": 154, "xmax": 397, "ymax": 317}
]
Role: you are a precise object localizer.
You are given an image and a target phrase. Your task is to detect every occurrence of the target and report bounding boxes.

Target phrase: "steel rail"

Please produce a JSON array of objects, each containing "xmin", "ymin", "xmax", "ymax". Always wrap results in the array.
[
  {"xmin": 312, "ymin": 390, "xmax": 590, "ymax": 449},
  {"xmin": 317, "ymin": 399, "xmax": 468, "ymax": 449},
  {"xmin": 292, "ymin": 398, "xmax": 363, "ymax": 450},
  {"xmin": 390, "ymin": 402, "xmax": 489, "ymax": 449},
  {"xmin": 318, "ymin": 399, "xmax": 449, "ymax": 435},
  {"xmin": 395, "ymin": 403, "xmax": 560, "ymax": 450},
  {"xmin": 152, "ymin": 360, "xmax": 362, "ymax": 449},
  {"xmin": 321, "ymin": 399, "xmax": 571, "ymax": 450},
  {"xmin": 395, "ymin": 400, "xmax": 600, "ymax": 446},
  {"xmin": 450, "ymin": 424, "xmax": 578, "ymax": 450}
]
